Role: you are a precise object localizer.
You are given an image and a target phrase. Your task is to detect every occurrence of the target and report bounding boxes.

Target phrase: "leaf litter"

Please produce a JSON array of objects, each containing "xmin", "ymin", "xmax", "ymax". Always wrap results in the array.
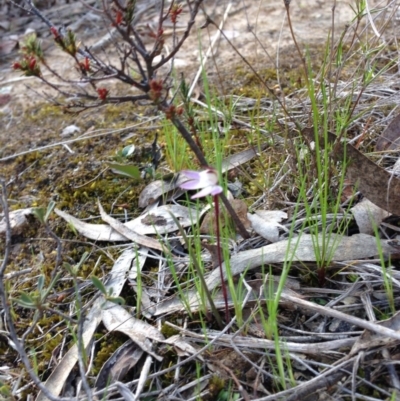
[
  {"xmin": 36, "ymin": 247, "xmax": 148, "ymax": 401},
  {"xmin": 23, "ymin": 114, "xmax": 400, "ymax": 400},
  {"xmin": 6, "ymin": 104, "xmax": 400, "ymax": 400},
  {"xmin": 50, "ymin": 154, "xmax": 400, "ymax": 400},
  {"xmin": 4, "ymin": 1, "xmax": 400, "ymax": 400}
]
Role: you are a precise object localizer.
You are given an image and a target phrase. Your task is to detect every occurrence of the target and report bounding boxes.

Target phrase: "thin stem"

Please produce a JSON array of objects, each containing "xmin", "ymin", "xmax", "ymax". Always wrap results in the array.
[
  {"xmin": 168, "ymin": 211, "xmax": 224, "ymax": 329},
  {"xmin": 214, "ymin": 194, "xmax": 230, "ymax": 324},
  {"xmin": 75, "ymin": 277, "xmax": 93, "ymax": 401},
  {"xmin": 284, "ymin": 1, "xmax": 309, "ymax": 87}
]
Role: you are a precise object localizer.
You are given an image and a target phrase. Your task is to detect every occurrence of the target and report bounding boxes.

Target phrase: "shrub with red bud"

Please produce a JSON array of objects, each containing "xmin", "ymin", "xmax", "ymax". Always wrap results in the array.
[
  {"xmin": 20, "ymin": 34, "xmax": 44, "ymax": 60},
  {"xmin": 12, "ymin": 62, "xmax": 22, "ymax": 70},
  {"xmin": 147, "ymin": 27, "xmax": 164, "ymax": 55},
  {"xmin": 97, "ymin": 88, "xmax": 109, "ymax": 101},
  {"xmin": 148, "ymin": 27, "xmax": 163, "ymax": 39},
  {"xmin": 12, "ymin": 56, "xmax": 41, "ymax": 77},
  {"xmin": 64, "ymin": 30, "xmax": 79, "ymax": 56},
  {"xmin": 51, "ymin": 28, "xmax": 78, "ymax": 56},
  {"xmin": 149, "ymin": 79, "xmax": 164, "ymax": 102},
  {"xmin": 27, "ymin": 56, "xmax": 41, "ymax": 76},
  {"xmin": 50, "ymin": 26, "xmax": 66, "ymax": 51},
  {"xmin": 113, "ymin": 10, "xmax": 123, "ymax": 26},
  {"xmin": 79, "ymin": 57, "xmax": 90, "ymax": 72},
  {"xmin": 125, "ymin": 0, "xmax": 136, "ymax": 24},
  {"xmin": 164, "ymin": 105, "xmax": 175, "ymax": 120},
  {"xmin": 164, "ymin": 105, "xmax": 184, "ymax": 120},
  {"xmin": 50, "ymin": 26, "xmax": 61, "ymax": 39},
  {"xmin": 28, "ymin": 57, "xmax": 36, "ymax": 70},
  {"xmin": 170, "ymin": 3, "xmax": 183, "ymax": 24},
  {"xmin": 154, "ymin": 29, "xmax": 165, "ymax": 55}
]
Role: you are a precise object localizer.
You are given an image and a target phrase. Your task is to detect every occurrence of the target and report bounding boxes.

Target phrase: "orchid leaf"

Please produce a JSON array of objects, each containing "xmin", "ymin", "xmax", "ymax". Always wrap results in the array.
[{"xmin": 108, "ymin": 163, "xmax": 140, "ymax": 179}]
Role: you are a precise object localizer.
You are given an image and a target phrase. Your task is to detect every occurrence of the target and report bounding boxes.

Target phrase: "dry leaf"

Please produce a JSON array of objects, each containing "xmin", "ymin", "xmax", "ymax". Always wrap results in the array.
[
  {"xmin": 202, "ymin": 242, "xmax": 225, "ymax": 268},
  {"xmin": 204, "ymin": 233, "xmax": 395, "ymax": 292},
  {"xmin": 138, "ymin": 177, "xmax": 186, "ymax": 208},
  {"xmin": 200, "ymin": 199, "xmax": 250, "ymax": 235},
  {"xmin": 55, "ymin": 204, "xmax": 197, "ymax": 242},
  {"xmin": 339, "ymin": 137, "xmax": 400, "ymax": 215},
  {"xmin": 36, "ymin": 301, "xmax": 104, "ymax": 401},
  {"xmin": 102, "ymin": 305, "xmax": 164, "ymax": 361},
  {"xmin": 155, "ymin": 275, "xmax": 302, "ymax": 316},
  {"xmin": 304, "ymin": 128, "xmax": 400, "ymax": 215},
  {"xmin": 0, "ymin": 208, "xmax": 33, "ymax": 236},
  {"xmin": 60, "ymin": 124, "xmax": 80, "ymax": 137},
  {"xmin": 376, "ymin": 113, "xmax": 400, "ymax": 151},
  {"xmin": 155, "ymin": 233, "xmax": 397, "ymax": 316},
  {"xmin": 282, "ymin": 293, "xmax": 400, "ymax": 342},
  {"xmin": 163, "ymin": 335, "xmax": 204, "ymax": 359},
  {"xmin": 340, "ymin": 178, "xmax": 356, "ymax": 203},
  {"xmin": 98, "ymin": 201, "xmax": 165, "ymax": 251},
  {"xmin": 95, "ymin": 341, "xmax": 143, "ymax": 390},
  {"xmin": 0, "ymin": 94, "xmax": 11, "ymax": 107},
  {"xmin": 350, "ymin": 311, "xmax": 400, "ymax": 355},
  {"xmin": 36, "ymin": 248, "xmax": 145, "ymax": 401},
  {"xmin": 351, "ymin": 198, "xmax": 390, "ymax": 234},
  {"xmin": 221, "ymin": 144, "xmax": 268, "ymax": 171},
  {"xmin": 0, "ymin": 38, "xmax": 18, "ymax": 55},
  {"xmin": 248, "ymin": 210, "xmax": 288, "ymax": 242}
]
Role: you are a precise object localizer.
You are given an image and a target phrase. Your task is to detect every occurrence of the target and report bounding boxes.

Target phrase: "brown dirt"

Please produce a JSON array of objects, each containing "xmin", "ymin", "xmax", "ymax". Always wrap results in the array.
[
  {"xmin": 0, "ymin": 0, "xmax": 385, "ymax": 157},
  {"xmin": 0, "ymin": 0, "xmax": 363, "ymax": 209},
  {"xmin": 0, "ymin": 0, "xmax": 374, "ymax": 103}
]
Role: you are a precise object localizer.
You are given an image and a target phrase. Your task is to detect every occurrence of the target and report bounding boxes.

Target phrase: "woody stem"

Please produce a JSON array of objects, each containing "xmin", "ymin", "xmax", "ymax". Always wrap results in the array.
[{"xmin": 168, "ymin": 110, "xmax": 250, "ymax": 239}]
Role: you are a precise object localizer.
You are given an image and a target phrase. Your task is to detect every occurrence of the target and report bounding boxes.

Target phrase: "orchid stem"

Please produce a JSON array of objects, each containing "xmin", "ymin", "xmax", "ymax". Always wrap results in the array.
[{"xmin": 214, "ymin": 194, "xmax": 230, "ymax": 324}]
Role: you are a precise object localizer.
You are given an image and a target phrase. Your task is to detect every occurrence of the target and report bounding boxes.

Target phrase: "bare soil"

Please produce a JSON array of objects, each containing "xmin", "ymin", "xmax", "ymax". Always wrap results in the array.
[
  {"xmin": 0, "ymin": 0, "xmax": 367, "ymax": 212},
  {"xmin": 0, "ymin": 0, "xmax": 385, "ymax": 157}
]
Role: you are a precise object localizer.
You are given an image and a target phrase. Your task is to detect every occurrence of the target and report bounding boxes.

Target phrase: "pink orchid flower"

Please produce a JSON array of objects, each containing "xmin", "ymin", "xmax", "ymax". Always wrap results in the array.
[
  {"xmin": 180, "ymin": 168, "xmax": 223, "ymax": 199},
  {"xmin": 179, "ymin": 167, "xmax": 230, "ymax": 322}
]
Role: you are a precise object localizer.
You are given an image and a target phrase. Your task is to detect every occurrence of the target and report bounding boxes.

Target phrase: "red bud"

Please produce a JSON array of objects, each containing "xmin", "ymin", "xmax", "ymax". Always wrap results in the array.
[
  {"xmin": 170, "ymin": 4, "xmax": 183, "ymax": 24},
  {"xmin": 97, "ymin": 88, "xmax": 108, "ymax": 100},
  {"xmin": 28, "ymin": 57, "xmax": 36, "ymax": 70},
  {"xmin": 115, "ymin": 10, "xmax": 123, "ymax": 26},
  {"xmin": 12, "ymin": 62, "xmax": 22, "ymax": 70},
  {"xmin": 50, "ymin": 26, "xmax": 60, "ymax": 39},
  {"xmin": 80, "ymin": 57, "xmax": 90, "ymax": 72}
]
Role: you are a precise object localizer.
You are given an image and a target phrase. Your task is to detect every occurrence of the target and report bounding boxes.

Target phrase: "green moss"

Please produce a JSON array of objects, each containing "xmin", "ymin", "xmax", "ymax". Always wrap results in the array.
[
  {"xmin": 160, "ymin": 323, "xmax": 180, "ymax": 338},
  {"xmin": 208, "ymin": 375, "xmax": 226, "ymax": 398},
  {"xmin": 92, "ymin": 333, "xmax": 127, "ymax": 375},
  {"xmin": 27, "ymin": 104, "xmax": 64, "ymax": 123},
  {"xmin": 0, "ymin": 98, "xmax": 166, "ymax": 392}
]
